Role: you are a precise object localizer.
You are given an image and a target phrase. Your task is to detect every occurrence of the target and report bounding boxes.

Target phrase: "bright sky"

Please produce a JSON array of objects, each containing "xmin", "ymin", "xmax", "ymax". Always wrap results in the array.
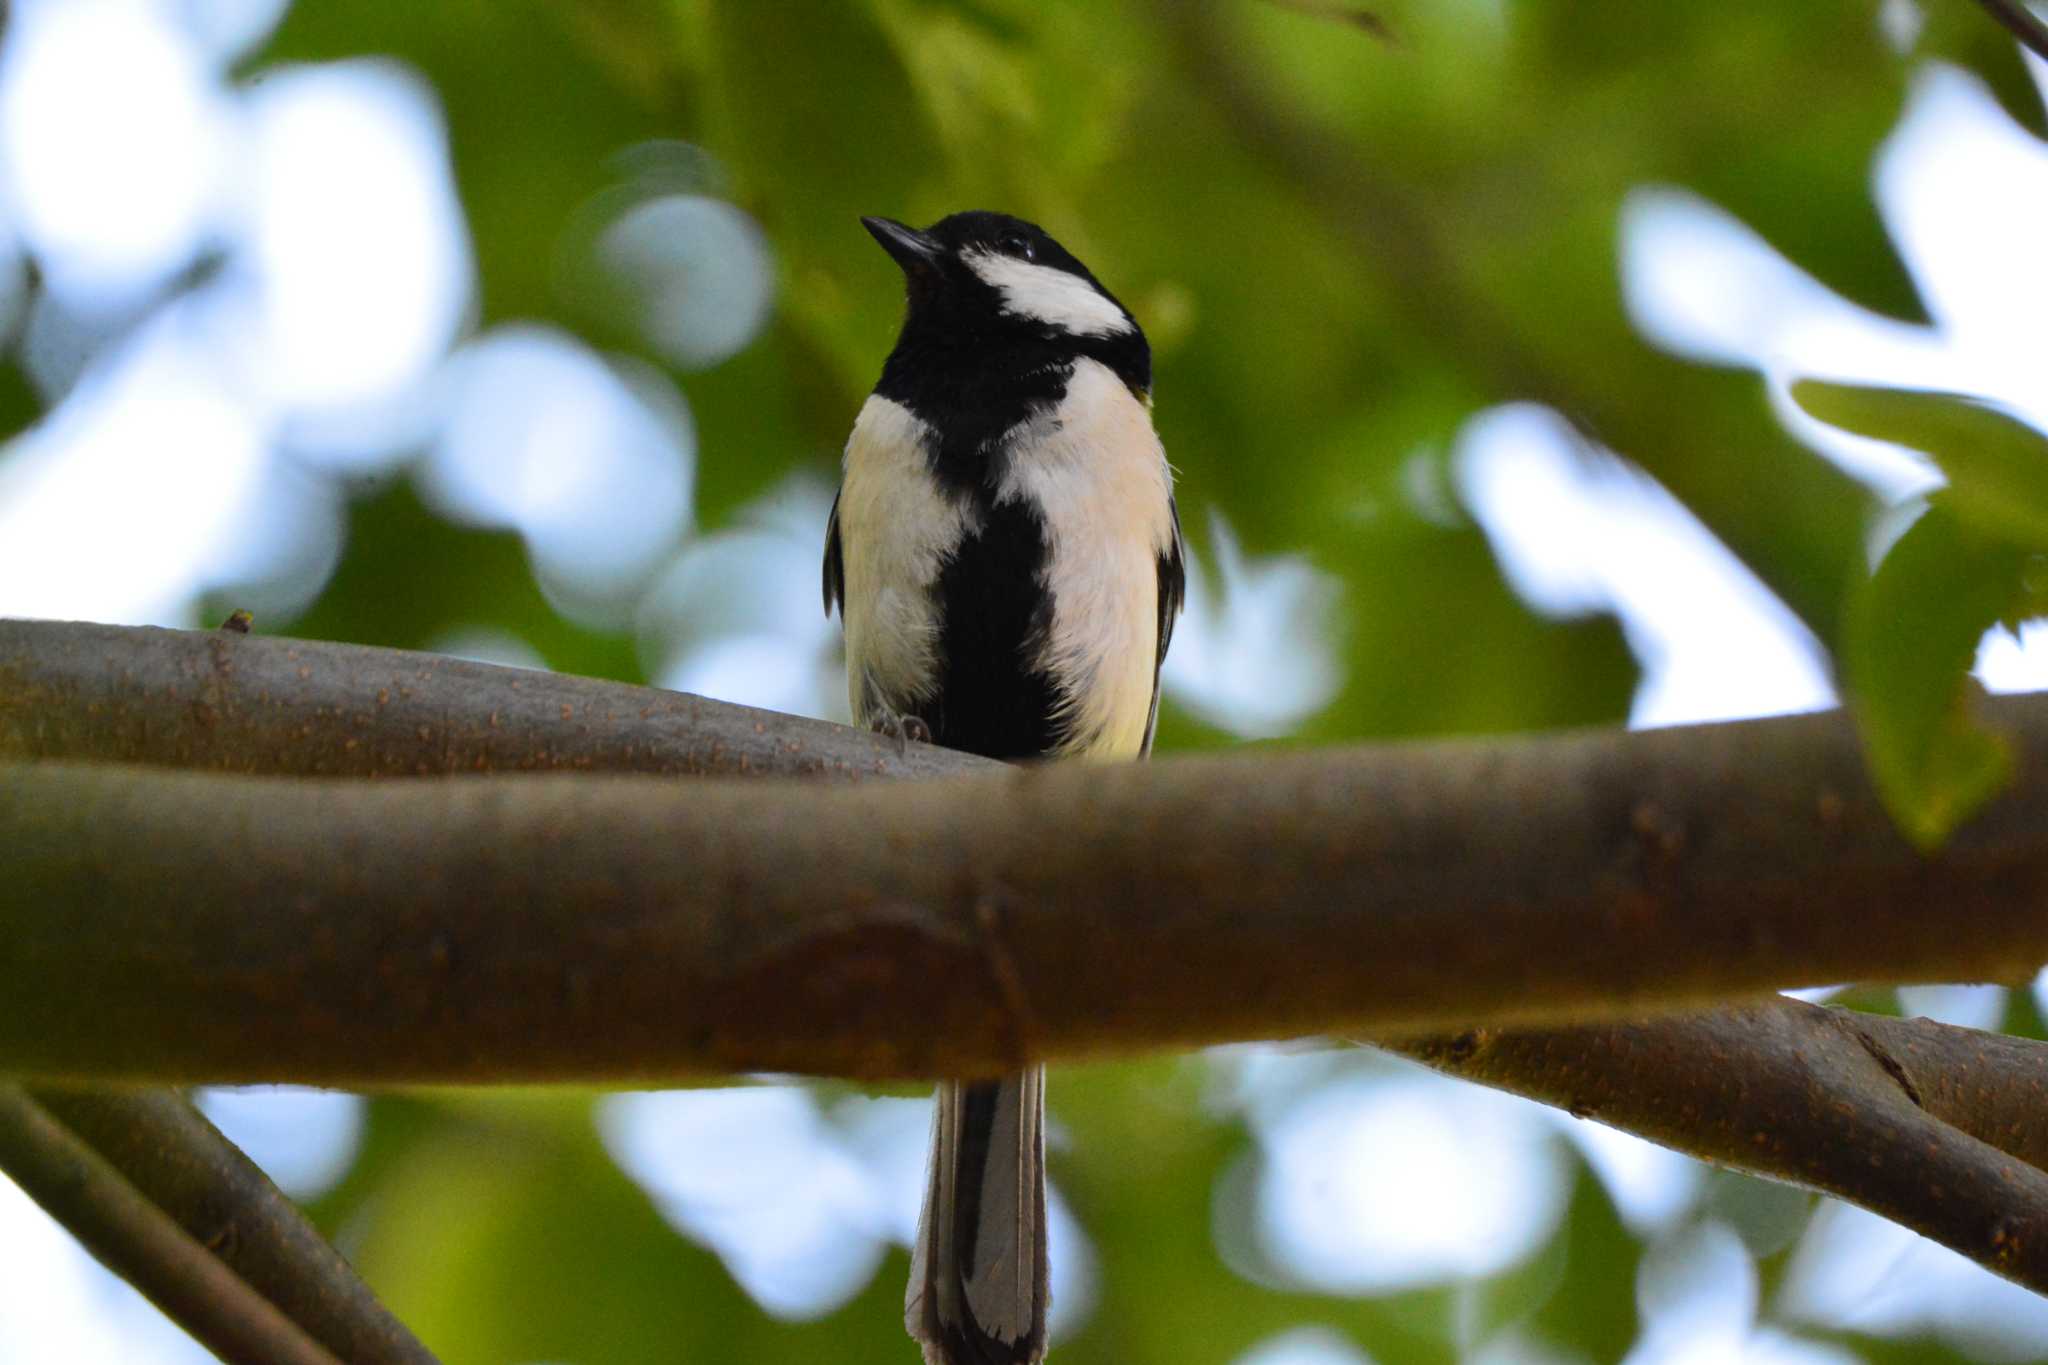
[{"xmin": 1, "ymin": 2, "xmax": 2046, "ymax": 1362}]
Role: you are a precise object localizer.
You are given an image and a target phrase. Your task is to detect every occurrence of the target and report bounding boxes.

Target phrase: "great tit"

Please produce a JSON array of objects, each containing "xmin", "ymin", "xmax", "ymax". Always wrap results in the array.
[{"xmin": 825, "ymin": 211, "xmax": 1184, "ymax": 1363}]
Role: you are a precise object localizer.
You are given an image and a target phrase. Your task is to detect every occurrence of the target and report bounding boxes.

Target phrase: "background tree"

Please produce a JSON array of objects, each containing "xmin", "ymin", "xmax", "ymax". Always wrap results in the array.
[{"xmin": 2, "ymin": 1, "xmax": 2047, "ymax": 1362}]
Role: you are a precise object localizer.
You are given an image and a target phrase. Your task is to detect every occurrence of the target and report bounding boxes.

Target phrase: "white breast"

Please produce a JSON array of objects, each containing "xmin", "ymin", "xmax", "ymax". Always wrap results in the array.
[
  {"xmin": 997, "ymin": 358, "xmax": 1176, "ymax": 760},
  {"xmin": 835, "ymin": 395, "xmax": 976, "ymax": 723}
]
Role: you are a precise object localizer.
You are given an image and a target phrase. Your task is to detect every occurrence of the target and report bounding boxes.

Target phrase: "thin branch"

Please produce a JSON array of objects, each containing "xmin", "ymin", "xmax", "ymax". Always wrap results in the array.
[
  {"xmin": 1397, "ymin": 996, "xmax": 2048, "ymax": 1183},
  {"xmin": 28, "ymin": 1087, "xmax": 438, "ymax": 1365},
  {"xmin": 1389, "ymin": 997, "xmax": 2048, "ymax": 1289},
  {"xmin": 1976, "ymin": 0, "xmax": 2048, "ymax": 62},
  {"xmin": 0, "ymin": 1087, "xmax": 346, "ymax": 1365},
  {"xmin": 5, "ymin": 629, "xmax": 2048, "ymax": 1083}
]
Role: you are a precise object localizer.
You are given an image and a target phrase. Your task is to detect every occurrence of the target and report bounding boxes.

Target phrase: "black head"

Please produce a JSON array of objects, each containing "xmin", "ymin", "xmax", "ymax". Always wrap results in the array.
[
  {"xmin": 862, "ymin": 210, "xmax": 1149, "ymax": 401},
  {"xmin": 862, "ymin": 211, "xmax": 1135, "ymax": 336}
]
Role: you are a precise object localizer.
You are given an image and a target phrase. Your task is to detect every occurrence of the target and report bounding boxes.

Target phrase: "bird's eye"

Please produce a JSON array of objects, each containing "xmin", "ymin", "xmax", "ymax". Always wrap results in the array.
[{"xmin": 1001, "ymin": 233, "xmax": 1035, "ymax": 261}]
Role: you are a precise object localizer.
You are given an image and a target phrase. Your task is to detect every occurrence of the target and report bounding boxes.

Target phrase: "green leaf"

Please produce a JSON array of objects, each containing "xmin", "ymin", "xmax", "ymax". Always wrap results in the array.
[
  {"xmin": 0, "ymin": 357, "xmax": 41, "ymax": 446},
  {"xmin": 1791, "ymin": 380, "xmax": 2048, "ymax": 550},
  {"xmin": 1793, "ymin": 380, "xmax": 2048, "ymax": 844},
  {"xmin": 1527, "ymin": 1166, "xmax": 1643, "ymax": 1364},
  {"xmin": 1843, "ymin": 502, "xmax": 2028, "ymax": 850}
]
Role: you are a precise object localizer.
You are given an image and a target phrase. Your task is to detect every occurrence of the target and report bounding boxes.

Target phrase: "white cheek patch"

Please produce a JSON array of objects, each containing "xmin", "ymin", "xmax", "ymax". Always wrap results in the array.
[{"xmin": 965, "ymin": 249, "xmax": 1134, "ymax": 338}]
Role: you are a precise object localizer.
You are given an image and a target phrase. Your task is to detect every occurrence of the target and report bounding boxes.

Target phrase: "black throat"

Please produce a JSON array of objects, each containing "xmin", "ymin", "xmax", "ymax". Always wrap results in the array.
[{"xmin": 873, "ymin": 308, "xmax": 1150, "ymax": 496}]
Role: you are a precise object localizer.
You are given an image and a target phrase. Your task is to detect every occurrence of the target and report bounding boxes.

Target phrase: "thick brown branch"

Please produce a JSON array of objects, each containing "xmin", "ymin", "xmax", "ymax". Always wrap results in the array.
[
  {"xmin": 0, "ymin": 1088, "xmax": 345, "ymax": 1365},
  {"xmin": 8, "ymin": 621, "xmax": 2048, "ymax": 1295},
  {"xmin": 1390, "ymin": 996, "xmax": 2048, "ymax": 1289},
  {"xmin": 28, "ymin": 1088, "xmax": 438, "ymax": 1365},
  {"xmin": 4, "ymin": 633, "xmax": 2048, "ymax": 1081},
  {"xmin": 0, "ymin": 620, "xmax": 972, "ymax": 782}
]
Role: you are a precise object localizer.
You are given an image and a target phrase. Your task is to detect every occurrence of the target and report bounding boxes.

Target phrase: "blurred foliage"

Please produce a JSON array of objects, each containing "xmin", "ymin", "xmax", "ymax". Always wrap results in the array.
[
  {"xmin": 10, "ymin": 0, "xmax": 2048, "ymax": 1360},
  {"xmin": 1852, "ymin": 499, "xmax": 2018, "ymax": 848},
  {"xmin": 1796, "ymin": 381, "xmax": 2048, "ymax": 845},
  {"xmin": 284, "ymin": 479, "xmax": 644, "ymax": 681},
  {"xmin": 1794, "ymin": 381, "xmax": 2048, "ymax": 547}
]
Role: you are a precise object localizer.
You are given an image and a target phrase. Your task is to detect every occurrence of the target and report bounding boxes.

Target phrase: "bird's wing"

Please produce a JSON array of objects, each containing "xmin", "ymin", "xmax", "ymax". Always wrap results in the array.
[
  {"xmin": 1141, "ymin": 496, "xmax": 1186, "ymax": 757},
  {"xmin": 822, "ymin": 488, "xmax": 846, "ymax": 618}
]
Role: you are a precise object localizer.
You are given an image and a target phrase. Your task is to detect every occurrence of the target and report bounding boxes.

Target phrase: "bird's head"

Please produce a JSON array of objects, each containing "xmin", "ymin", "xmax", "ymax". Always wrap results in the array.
[{"xmin": 862, "ymin": 211, "xmax": 1138, "ymax": 343}]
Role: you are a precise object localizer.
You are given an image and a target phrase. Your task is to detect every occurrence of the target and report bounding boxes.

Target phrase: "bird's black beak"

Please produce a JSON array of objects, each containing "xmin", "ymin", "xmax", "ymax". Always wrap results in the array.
[{"xmin": 862, "ymin": 216, "xmax": 941, "ymax": 276}]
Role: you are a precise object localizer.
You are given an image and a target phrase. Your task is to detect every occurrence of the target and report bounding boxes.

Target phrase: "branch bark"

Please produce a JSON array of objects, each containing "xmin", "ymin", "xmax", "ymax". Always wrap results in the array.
[
  {"xmin": 9, "ymin": 621, "xmax": 2048, "ymax": 1295},
  {"xmin": 27, "ymin": 1087, "xmax": 438, "ymax": 1365},
  {"xmin": 1390, "ymin": 996, "xmax": 2048, "ymax": 1287},
  {"xmin": 0, "ymin": 619, "xmax": 965, "ymax": 782},
  {"xmin": 0, "ymin": 1088, "xmax": 346, "ymax": 1365},
  {"xmin": 5, "ymin": 624, "xmax": 2048, "ymax": 1086}
]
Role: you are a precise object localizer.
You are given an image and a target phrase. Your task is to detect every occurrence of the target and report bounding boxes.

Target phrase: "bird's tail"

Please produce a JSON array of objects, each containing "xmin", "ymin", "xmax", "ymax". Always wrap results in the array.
[{"xmin": 906, "ymin": 1069, "xmax": 1049, "ymax": 1364}]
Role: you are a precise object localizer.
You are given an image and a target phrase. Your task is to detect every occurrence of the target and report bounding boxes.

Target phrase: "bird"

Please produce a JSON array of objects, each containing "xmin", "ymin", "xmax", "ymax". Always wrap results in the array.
[{"xmin": 824, "ymin": 210, "xmax": 1184, "ymax": 1363}]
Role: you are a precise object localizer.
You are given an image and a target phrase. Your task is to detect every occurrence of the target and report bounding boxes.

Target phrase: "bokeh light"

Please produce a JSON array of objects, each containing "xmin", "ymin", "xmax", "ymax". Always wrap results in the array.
[
  {"xmin": 1456, "ymin": 406, "xmax": 1837, "ymax": 728},
  {"xmin": 423, "ymin": 325, "xmax": 693, "ymax": 614},
  {"xmin": 195, "ymin": 1087, "xmax": 365, "ymax": 1200},
  {"xmin": 1251, "ymin": 1068, "xmax": 1570, "ymax": 1294},
  {"xmin": 594, "ymin": 192, "xmax": 777, "ymax": 371},
  {"xmin": 1, "ymin": 0, "xmax": 228, "ymax": 306},
  {"xmin": 1781, "ymin": 1199, "xmax": 2048, "ymax": 1361},
  {"xmin": 599, "ymin": 1086, "xmax": 894, "ymax": 1320},
  {"xmin": 1627, "ymin": 1220, "xmax": 1856, "ymax": 1365},
  {"xmin": 225, "ymin": 59, "xmax": 470, "ymax": 428},
  {"xmin": 1162, "ymin": 512, "xmax": 1344, "ymax": 738},
  {"xmin": 1231, "ymin": 1325, "xmax": 1376, "ymax": 1365}
]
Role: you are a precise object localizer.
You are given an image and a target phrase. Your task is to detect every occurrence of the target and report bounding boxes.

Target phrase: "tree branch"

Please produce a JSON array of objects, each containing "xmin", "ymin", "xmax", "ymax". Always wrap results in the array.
[
  {"xmin": 0, "ymin": 620, "xmax": 965, "ymax": 782},
  {"xmin": 5, "ymin": 626, "xmax": 2048, "ymax": 1086},
  {"xmin": 1846, "ymin": 1006, "xmax": 2048, "ymax": 1171},
  {"xmin": 27, "ymin": 1087, "xmax": 438, "ymax": 1365},
  {"xmin": 10, "ymin": 621, "xmax": 2048, "ymax": 1292},
  {"xmin": 1390, "ymin": 997, "xmax": 2048, "ymax": 1287},
  {"xmin": 1975, "ymin": 0, "xmax": 2048, "ymax": 62},
  {"xmin": 0, "ymin": 1087, "xmax": 346, "ymax": 1365}
]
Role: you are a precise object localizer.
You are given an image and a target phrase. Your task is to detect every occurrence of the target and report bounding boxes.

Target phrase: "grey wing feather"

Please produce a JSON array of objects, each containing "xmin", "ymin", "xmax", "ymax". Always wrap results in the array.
[
  {"xmin": 1140, "ymin": 498, "xmax": 1187, "ymax": 757},
  {"xmin": 823, "ymin": 488, "xmax": 846, "ymax": 618}
]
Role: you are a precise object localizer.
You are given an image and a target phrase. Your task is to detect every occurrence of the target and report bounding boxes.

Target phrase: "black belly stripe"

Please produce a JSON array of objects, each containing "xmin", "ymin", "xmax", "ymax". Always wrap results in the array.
[{"xmin": 917, "ymin": 495, "xmax": 1064, "ymax": 760}]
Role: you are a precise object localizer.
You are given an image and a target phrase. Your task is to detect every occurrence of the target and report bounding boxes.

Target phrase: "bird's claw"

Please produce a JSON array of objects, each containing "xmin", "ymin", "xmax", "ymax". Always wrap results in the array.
[{"xmin": 871, "ymin": 710, "xmax": 932, "ymax": 756}]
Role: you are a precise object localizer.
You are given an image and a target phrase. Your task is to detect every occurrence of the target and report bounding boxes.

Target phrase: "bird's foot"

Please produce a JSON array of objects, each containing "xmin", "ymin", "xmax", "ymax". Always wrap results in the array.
[{"xmin": 871, "ymin": 710, "xmax": 932, "ymax": 755}]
